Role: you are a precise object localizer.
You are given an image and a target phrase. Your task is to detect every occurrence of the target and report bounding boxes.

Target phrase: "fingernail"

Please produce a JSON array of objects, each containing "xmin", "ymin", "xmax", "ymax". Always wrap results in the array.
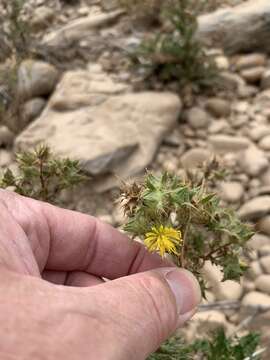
[
  {"xmin": 177, "ymin": 308, "xmax": 197, "ymax": 327},
  {"xmin": 164, "ymin": 269, "xmax": 201, "ymax": 315}
]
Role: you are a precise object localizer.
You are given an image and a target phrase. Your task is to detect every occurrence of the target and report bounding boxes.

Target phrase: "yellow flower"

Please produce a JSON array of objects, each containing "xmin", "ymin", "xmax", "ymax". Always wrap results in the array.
[{"xmin": 144, "ymin": 225, "xmax": 182, "ymax": 257}]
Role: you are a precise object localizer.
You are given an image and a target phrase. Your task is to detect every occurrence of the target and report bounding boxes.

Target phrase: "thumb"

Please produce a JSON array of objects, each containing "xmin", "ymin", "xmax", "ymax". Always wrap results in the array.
[{"xmin": 90, "ymin": 267, "xmax": 201, "ymax": 360}]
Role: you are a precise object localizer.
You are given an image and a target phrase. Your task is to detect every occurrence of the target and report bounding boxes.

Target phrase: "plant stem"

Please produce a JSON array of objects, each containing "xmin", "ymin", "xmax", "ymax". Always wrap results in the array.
[
  {"xmin": 180, "ymin": 211, "xmax": 191, "ymax": 268},
  {"xmin": 39, "ymin": 159, "xmax": 47, "ymax": 200},
  {"xmin": 203, "ymin": 241, "xmax": 234, "ymax": 261}
]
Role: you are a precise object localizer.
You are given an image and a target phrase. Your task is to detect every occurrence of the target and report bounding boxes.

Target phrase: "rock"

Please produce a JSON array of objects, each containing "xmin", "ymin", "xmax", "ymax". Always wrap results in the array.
[
  {"xmin": 235, "ymin": 54, "xmax": 266, "ymax": 71},
  {"xmin": 219, "ymin": 181, "xmax": 244, "ymax": 203},
  {"xmin": 200, "ymin": 261, "xmax": 238, "ymax": 301},
  {"xmin": 251, "ymin": 185, "xmax": 270, "ymax": 198},
  {"xmin": 233, "ymin": 101, "xmax": 249, "ymax": 113},
  {"xmin": 216, "ymin": 280, "xmax": 243, "ymax": 301},
  {"xmin": 201, "ymin": 261, "xmax": 223, "ymax": 284},
  {"xmin": 242, "ymin": 291, "xmax": 270, "ymax": 307},
  {"xmin": 238, "ymin": 84, "xmax": 258, "ymax": 98},
  {"xmin": 219, "ymin": 72, "xmax": 245, "ymax": 91},
  {"xmin": 243, "ymin": 279, "xmax": 256, "ymax": 292},
  {"xmin": 214, "ymin": 56, "xmax": 229, "ymax": 70},
  {"xmin": 78, "ymin": 6, "xmax": 91, "ymax": 16},
  {"xmin": 205, "ymin": 98, "xmax": 231, "ymax": 118},
  {"xmin": 0, "ymin": 150, "xmax": 13, "ymax": 167},
  {"xmin": 186, "ymin": 107, "xmax": 210, "ymax": 129},
  {"xmin": 261, "ymin": 69, "xmax": 270, "ymax": 89},
  {"xmin": 209, "ymin": 135, "xmax": 250, "ymax": 154},
  {"xmin": 43, "ymin": 10, "xmax": 124, "ymax": 47},
  {"xmin": 258, "ymin": 216, "xmax": 270, "ymax": 236},
  {"xmin": 248, "ymin": 261, "xmax": 263, "ymax": 280},
  {"xmin": 18, "ymin": 60, "xmax": 59, "ymax": 100},
  {"xmin": 50, "ymin": 74, "xmax": 129, "ymax": 112},
  {"xmin": 263, "ymin": 108, "xmax": 270, "ymax": 120},
  {"xmin": 22, "ymin": 98, "xmax": 46, "ymax": 126},
  {"xmin": 197, "ymin": 0, "xmax": 270, "ymax": 54},
  {"xmin": 196, "ymin": 130, "xmax": 207, "ymax": 139},
  {"xmin": 248, "ymin": 234, "xmax": 270, "ymax": 251},
  {"xmin": 30, "ymin": 6, "xmax": 54, "ymax": 30},
  {"xmin": 240, "ymin": 66, "xmax": 265, "ymax": 83},
  {"xmin": 208, "ymin": 119, "xmax": 229, "ymax": 134},
  {"xmin": 222, "ymin": 153, "xmax": 239, "ymax": 169},
  {"xmin": 233, "ymin": 174, "xmax": 249, "ymax": 186},
  {"xmin": 249, "ymin": 178, "xmax": 262, "ymax": 191},
  {"xmin": 239, "ymin": 196, "xmax": 270, "ymax": 221},
  {"xmin": 252, "ymin": 113, "xmax": 267, "ymax": 124},
  {"xmin": 15, "ymin": 69, "xmax": 182, "ymax": 191},
  {"xmin": 0, "ymin": 126, "xmax": 14, "ymax": 147},
  {"xmin": 180, "ymin": 148, "xmax": 212, "ymax": 168},
  {"xmin": 248, "ymin": 125, "xmax": 270, "ymax": 142},
  {"xmin": 260, "ymin": 255, "xmax": 270, "ymax": 274},
  {"xmin": 261, "ymin": 168, "xmax": 270, "ymax": 186},
  {"xmin": 232, "ymin": 114, "xmax": 248, "ymax": 129},
  {"xmin": 239, "ymin": 146, "xmax": 268, "ymax": 177},
  {"xmin": 163, "ymin": 131, "xmax": 182, "ymax": 147},
  {"xmin": 192, "ymin": 311, "xmax": 227, "ymax": 332},
  {"xmin": 204, "ymin": 291, "xmax": 215, "ymax": 303},
  {"xmin": 259, "ymin": 135, "xmax": 270, "ymax": 151},
  {"xmin": 163, "ymin": 159, "xmax": 177, "ymax": 173},
  {"xmin": 258, "ymin": 245, "xmax": 270, "ymax": 257},
  {"xmin": 101, "ymin": 0, "xmax": 120, "ymax": 11},
  {"xmin": 255, "ymin": 89, "xmax": 270, "ymax": 107},
  {"xmin": 255, "ymin": 274, "xmax": 270, "ymax": 295}
]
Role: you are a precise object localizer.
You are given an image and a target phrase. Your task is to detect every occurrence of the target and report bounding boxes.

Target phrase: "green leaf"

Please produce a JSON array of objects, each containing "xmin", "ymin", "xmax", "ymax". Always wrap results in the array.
[
  {"xmin": 222, "ymin": 255, "xmax": 244, "ymax": 282},
  {"xmin": 0, "ymin": 168, "xmax": 15, "ymax": 188}
]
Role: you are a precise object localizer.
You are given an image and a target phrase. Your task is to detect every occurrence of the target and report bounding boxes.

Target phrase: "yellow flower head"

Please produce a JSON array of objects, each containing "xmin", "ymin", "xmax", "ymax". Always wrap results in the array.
[{"xmin": 144, "ymin": 225, "xmax": 182, "ymax": 257}]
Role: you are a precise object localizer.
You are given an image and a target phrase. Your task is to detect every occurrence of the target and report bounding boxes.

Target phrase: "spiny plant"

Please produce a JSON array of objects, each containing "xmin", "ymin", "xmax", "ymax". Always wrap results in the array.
[
  {"xmin": 0, "ymin": 145, "xmax": 87, "ymax": 203},
  {"xmin": 131, "ymin": 0, "xmax": 217, "ymax": 90},
  {"xmin": 148, "ymin": 328, "xmax": 261, "ymax": 360},
  {"xmin": 120, "ymin": 160, "xmax": 253, "ymax": 295},
  {"xmin": 0, "ymin": 149, "xmax": 262, "ymax": 359}
]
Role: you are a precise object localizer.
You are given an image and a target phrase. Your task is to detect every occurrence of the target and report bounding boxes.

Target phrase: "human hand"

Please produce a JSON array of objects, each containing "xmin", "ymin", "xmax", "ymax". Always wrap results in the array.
[{"xmin": 0, "ymin": 189, "xmax": 201, "ymax": 360}]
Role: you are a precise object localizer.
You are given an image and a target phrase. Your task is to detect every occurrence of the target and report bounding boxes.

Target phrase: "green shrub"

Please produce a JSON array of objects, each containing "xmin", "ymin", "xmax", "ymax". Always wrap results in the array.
[
  {"xmin": 0, "ymin": 145, "xmax": 87, "ymax": 203},
  {"xmin": 148, "ymin": 329, "xmax": 261, "ymax": 360},
  {"xmin": 0, "ymin": 0, "xmax": 32, "ymax": 127},
  {"xmin": 0, "ymin": 0, "xmax": 31, "ymax": 60},
  {"xmin": 120, "ymin": 162, "xmax": 253, "ymax": 294},
  {"xmin": 131, "ymin": 0, "xmax": 217, "ymax": 90}
]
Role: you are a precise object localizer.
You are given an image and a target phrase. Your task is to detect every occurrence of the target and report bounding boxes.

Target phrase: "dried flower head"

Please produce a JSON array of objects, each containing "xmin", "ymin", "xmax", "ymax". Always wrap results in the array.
[{"xmin": 119, "ymin": 180, "xmax": 143, "ymax": 216}]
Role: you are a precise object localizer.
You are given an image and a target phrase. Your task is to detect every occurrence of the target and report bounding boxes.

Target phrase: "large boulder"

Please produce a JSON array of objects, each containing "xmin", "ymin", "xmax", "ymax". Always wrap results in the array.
[
  {"xmin": 15, "ymin": 67, "xmax": 182, "ymax": 191},
  {"xmin": 43, "ymin": 10, "xmax": 124, "ymax": 47},
  {"xmin": 197, "ymin": 0, "xmax": 270, "ymax": 54},
  {"xmin": 17, "ymin": 60, "xmax": 59, "ymax": 100}
]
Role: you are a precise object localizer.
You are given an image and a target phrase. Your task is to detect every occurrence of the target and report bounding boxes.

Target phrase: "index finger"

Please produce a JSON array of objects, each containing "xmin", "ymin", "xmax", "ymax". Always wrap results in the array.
[{"xmin": 1, "ymin": 190, "xmax": 172, "ymax": 279}]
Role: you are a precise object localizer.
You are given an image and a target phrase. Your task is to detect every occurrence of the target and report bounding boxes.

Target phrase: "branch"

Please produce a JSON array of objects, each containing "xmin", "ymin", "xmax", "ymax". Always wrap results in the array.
[
  {"xmin": 202, "ymin": 241, "xmax": 234, "ymax": 261},
  {"xmin": 198, "ymin": 300, "xmax": 270, "ymax": 314},
  {"xmin": 180, "ymin": 211, "xmax": 191, "ymax": 268}
]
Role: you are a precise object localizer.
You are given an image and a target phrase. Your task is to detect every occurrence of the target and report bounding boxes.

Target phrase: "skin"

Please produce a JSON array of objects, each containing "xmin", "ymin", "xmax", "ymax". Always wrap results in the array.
[{"xmin": 0, "ymin": 189, "xmax": 201, "ymax": 360}]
